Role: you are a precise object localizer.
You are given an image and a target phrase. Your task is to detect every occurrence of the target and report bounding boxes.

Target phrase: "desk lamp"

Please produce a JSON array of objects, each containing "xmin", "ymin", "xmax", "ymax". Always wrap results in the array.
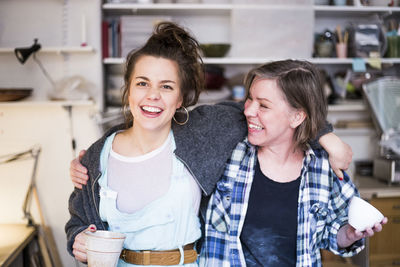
[
  {"xmin": 0, "ymin": 146, "xmax": 41, "ymax": 226},
  {"xmin": 0, "ymin": 146, "xmax": 61, "ymax": 266},
  {"xmin": 14, "ymin": 39, "xmax": 55, "ymax": 87}
]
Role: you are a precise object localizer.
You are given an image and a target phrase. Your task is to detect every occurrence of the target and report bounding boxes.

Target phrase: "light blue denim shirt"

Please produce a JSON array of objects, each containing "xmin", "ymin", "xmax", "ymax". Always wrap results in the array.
[{"xmin": 98, "ymin": 131, "xmax": 201, "ymax": 267}]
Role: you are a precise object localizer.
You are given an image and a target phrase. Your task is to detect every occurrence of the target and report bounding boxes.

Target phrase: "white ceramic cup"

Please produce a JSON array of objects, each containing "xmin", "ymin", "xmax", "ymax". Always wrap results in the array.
[
  {"xmin": 348, "ymin": 196, "xmax": 384, "ymax": 232},
  {"xmin": 85, "ymin": 230, "xmax": 126, "ymax": 267},
  {"xmin": 86, "ymin": 250, "xmax": 122, "ymax": 267}
]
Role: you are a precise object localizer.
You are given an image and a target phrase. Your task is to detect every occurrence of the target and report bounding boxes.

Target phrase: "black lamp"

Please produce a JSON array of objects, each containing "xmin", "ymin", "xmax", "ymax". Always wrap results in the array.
[
  {"xmin": 0, "ymin": 146, "xmax": 41, "ymax": 227},
  {"xmin": 14, "ymin": 39, "xmax": 55, "ymax": 87},
  {"xmin": 14, "ymin": 38, "xmax": 41, "ymax": 64}
]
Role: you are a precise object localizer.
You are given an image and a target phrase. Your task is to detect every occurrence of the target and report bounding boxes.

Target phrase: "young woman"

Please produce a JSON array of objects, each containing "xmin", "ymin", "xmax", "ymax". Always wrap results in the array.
[
  {"xmin": 200, "ymin": 60, "xmax": 387, "ymax": 266},
  {"xmin": 66, "ymin": 23, "xmax": 353, "ymax": 266},
  {"xmin": 66, "ymin": 22, "xmax": 210, "ymax": 266}
]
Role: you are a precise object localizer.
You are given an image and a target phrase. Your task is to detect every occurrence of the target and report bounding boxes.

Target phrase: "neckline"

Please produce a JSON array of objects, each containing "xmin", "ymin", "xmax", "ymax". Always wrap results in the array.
[
  {"xmin": 110, "ymin": 131, "xmax": 172, "ymax": 163},
  {"xmin": 100, "ymin": 131, "xmax": 178, "ymax": 217},
  {"xmin": 255, "ymin": 159, "xmax": 301, "ymax": 186}
]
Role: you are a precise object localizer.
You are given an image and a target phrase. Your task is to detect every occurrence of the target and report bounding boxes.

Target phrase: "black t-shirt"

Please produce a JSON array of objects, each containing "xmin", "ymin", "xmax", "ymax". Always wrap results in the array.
[{"xmin": 240, "ymin": 159, "xmax": 301, "ymax": 267}]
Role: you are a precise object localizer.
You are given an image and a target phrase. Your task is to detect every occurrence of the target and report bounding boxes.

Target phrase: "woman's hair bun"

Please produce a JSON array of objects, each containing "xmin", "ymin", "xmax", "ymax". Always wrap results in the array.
[
  {"xmin": 151, "ymin": 21, "xmax": 200, "ymax": 60},
  {"xmin": 121, "ymin": 21, "xmax": 204, "ymax": 125}
]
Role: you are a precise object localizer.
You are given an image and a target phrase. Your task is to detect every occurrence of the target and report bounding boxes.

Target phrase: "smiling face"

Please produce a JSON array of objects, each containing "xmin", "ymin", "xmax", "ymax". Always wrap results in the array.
[
  {"xmin": 128, "ymin": 56, "xmax": 182, "ymax": 133},
  {"xmin": 244, "ymin": 78, "xmax": 304, "ymax": 148}
]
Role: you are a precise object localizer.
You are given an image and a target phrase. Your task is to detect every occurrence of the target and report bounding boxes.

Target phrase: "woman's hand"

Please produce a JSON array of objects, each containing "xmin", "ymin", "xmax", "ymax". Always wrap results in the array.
[
  {"xmin": 70, "ymin": 150, "xmax": 89, "ymax": 189},
  {"xmin": 72, "ymin": 224, "xmax": 97, "ymax": 262},
  {"xmin": 337, "ymin": 218, "xmax": 388, "ymax": 249},
  {"xmin": 319, "ymin": 133, "xmax": 353, "ymax": 180}
]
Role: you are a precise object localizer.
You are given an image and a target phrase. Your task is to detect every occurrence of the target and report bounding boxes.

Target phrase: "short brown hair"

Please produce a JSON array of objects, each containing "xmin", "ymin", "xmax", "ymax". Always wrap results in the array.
[
  {"xmin": 244, "ymin": 60, "xmax": 327, "ymax": 150},
  {"xmin": 121, "ymin": 22, "xmax": 204, "ymax": 124}
]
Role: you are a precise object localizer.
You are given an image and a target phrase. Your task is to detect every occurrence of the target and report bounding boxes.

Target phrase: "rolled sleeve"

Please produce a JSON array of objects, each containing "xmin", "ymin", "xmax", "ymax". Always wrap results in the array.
[
  {"xmin": 326, "ymin": 171, "xmax": 365, "ymax": 257},
  {"xmin": 327, "ymin": 215, "xmax": 365, "ymax": 257}
]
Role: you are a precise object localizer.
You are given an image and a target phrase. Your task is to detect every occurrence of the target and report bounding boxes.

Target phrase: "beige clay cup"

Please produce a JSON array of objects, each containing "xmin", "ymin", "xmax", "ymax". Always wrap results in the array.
[
  {"xmin": 348, "ymin": 196, "xmax": 384, "ymax": 232},
  {"xmin": 336, "ymin": 43, "xmax": 347, "ymax": 58},
  {"xmin": 85, "ymin": 230, "xmax": 126, "ymax": 267}
]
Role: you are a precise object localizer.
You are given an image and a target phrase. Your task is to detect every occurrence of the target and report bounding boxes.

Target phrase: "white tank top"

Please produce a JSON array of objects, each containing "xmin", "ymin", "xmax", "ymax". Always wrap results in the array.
[{"xmin": 107, "ymin": 132, "xmax": 200, "ymax": 214}]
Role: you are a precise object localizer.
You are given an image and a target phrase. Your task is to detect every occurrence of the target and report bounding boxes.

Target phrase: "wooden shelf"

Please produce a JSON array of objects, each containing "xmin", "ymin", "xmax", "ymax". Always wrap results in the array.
[
  {"xmin": 0, "ymin": 100, "xmax": 95, "ymax": 107},
  {"xmin": 309, "ymin": 58, "xmax": 400, "ymax": 64},
  {"xmin": 103, "ymin": 3, "xmax": 315, "ymax": 10},
  {"xmin": 103, "ymin": 3, "xmax": 232, "ymax": 10},
  {"xmin": 104, "ymin": 57, "xmax": 125, "ymax": 64},
  {"xmin": 314, "ymin": 5, "xmax": 400, "ymax": 13},
  {"xmin": 328, "ymin": 100, "xmax": 366, "ymax": 112},
  {"xmin": 102, "ymin": 3, "xmax": 323, "ymax": 15},
  {"xmin": 0, "ymin": 46, "xmax": 95, "ymax": 54},
  {"xmin": 102, "ymin": 3, "xmax": 232, "ymax": 15},
  {"xmin": 103, "ymin": 3, "xmax": 400, "ymax": 13},
  {"xmin": 104, "ymin": 57, "xmax": 400, "ymax": 65}
]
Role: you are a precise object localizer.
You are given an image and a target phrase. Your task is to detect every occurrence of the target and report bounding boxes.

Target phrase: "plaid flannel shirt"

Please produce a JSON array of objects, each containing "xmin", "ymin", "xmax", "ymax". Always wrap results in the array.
[{"xmin": 199, "ymin": 138, "xmax": 364, "ymax": 267}]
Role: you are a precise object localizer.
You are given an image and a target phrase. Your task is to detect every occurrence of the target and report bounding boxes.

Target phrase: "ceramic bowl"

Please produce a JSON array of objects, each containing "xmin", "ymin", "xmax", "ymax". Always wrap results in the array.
[
  {"xmin": 200, "ymin": 43, "xmax": 231, "ymax": 57},
  {"xmin": 348, "ymin": 196, "xmax": 384, "ymax": 231},
  {"xmin": 85, "ymin": 230, "xmax": 126, "ymax": 253}
]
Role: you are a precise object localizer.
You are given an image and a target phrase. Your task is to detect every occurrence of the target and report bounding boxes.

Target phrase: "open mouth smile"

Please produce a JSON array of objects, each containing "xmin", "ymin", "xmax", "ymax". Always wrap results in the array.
[
  {"xmin": 248, "ymin": 122, "xmax": 263, "ymax": 130},
  {"xmin": 141, "ymin": 105, "xmax": 163, "ymax": 116},
  {"xmin": 141, "ymin": 105, "xmax": 162, "ymax": 113}
]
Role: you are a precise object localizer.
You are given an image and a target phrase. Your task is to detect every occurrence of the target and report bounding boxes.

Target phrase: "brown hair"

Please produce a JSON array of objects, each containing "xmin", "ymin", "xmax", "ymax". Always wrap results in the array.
[
  {"xmin": 244, "ymin": 60, "xmax": 327, "ymax": 150},
  {"xmin": 121, "ymin": 22, "xmax": 204, "ymax": 124}
]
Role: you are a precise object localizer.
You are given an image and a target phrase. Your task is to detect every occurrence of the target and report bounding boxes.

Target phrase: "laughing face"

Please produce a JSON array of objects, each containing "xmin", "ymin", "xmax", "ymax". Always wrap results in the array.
[
  {"xmin": 244, "ymin": 78, "xmax": 300, "ymax": 148},
  {"xmin": 128, "ymin": 56, "xmax": 182, "ymax": 133}
]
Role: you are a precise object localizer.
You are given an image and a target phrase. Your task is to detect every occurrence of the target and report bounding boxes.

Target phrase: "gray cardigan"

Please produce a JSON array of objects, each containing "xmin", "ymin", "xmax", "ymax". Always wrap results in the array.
[{"xmin": 65, "ymin": 101, "xmax": 247, "ymax": 255}]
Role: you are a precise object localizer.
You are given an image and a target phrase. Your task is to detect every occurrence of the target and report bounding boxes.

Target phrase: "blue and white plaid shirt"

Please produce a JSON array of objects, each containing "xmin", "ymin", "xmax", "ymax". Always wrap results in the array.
[{"xmin": 199, "ymin": 138, "xmax": 364, "ymax": 267}]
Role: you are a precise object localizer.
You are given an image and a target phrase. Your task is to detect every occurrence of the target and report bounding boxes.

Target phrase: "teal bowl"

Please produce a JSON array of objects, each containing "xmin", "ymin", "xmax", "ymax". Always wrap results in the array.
[{"xmin": 200, "ymin": 43, "xmax": 231, "ymax": 58}]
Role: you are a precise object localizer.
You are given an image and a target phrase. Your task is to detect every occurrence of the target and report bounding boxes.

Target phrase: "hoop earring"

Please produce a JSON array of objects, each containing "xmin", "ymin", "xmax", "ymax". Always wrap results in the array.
[{"xmin": 173, "ymin": 106, "xmax": 189, "ymax": 126}]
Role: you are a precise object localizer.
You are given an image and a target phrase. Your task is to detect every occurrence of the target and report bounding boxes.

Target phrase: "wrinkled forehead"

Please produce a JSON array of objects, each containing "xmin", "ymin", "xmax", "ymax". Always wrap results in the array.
[
  {"xmin": 249, "ymin": 77, "xmax": 280, "ymax": 95},
  {"xmin": 249, "ymin": 77, "xmax": 293, "ymax": 106}
]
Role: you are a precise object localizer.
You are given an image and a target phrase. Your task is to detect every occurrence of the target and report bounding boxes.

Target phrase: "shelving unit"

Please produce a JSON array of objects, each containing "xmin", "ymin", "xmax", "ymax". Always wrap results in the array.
[
  {"xmin": 312, "ymin": 3, "xmax": 400, "ymax": 124},
  {"xmin": 101, "ymin": 2, "xmax": 400, "ymax": 112}
]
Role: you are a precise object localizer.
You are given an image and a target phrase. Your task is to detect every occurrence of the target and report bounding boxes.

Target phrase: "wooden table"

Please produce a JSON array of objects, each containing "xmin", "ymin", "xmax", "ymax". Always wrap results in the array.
[{"xmin": 0, "ymin": 224, "xmax": 37, "ymax": 267}]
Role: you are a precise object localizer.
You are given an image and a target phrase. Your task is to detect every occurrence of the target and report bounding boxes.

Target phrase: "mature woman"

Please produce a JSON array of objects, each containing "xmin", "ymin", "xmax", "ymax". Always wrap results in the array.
[{"xmin": 200, "ymin": 60, "xmax": 386, "ymax": 267}]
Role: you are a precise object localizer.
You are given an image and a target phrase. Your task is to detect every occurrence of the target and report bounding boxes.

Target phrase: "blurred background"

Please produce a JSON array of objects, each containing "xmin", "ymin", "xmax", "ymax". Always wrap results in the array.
[{"xmin": 0, "ymin": 0, "xmax": 399, "ymax": 266}]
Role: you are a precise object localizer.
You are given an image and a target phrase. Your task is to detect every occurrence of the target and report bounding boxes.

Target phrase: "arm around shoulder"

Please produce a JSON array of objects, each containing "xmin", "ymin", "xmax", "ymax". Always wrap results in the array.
[{"xmin": 188, "ymin": 101, "xmax": 246, "ymax": 140}]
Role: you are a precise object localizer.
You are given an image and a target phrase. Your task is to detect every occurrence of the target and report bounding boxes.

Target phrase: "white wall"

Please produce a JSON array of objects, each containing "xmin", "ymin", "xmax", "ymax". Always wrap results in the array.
[
  {"xmin": 0, "ymin": 0, "xmax": 103, "ymax": 107},
  {"xmin": 0, "ymin": 103, "xmax": 101, "ymax": 267},
  {"xmin": 0, "ymin": 0, "xmax": 103, "ymax": 266}
]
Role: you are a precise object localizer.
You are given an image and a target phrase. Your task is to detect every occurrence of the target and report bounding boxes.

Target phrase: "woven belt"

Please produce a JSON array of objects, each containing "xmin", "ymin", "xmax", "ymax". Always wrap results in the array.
[{"xmin": 120, "ymin": 243, "xmax": 197, "ymax": 265}]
